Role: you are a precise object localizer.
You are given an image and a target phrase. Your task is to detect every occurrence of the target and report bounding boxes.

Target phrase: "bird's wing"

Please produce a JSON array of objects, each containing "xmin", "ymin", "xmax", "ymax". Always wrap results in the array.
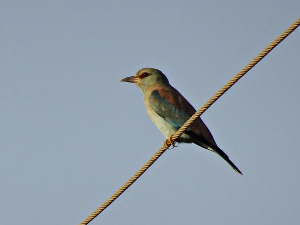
[
  {"xmin": 149, "ymin": 88, "xmax": 217, "ymax": 146},
  {"xmin": 149, "ymin": 89, "xmax": 193, "ymax": 129}
]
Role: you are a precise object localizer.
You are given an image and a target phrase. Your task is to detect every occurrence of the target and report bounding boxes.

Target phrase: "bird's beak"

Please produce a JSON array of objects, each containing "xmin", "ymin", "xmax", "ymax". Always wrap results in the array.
[{"xmin": 121, "ymin": 76, "xmax": 137, "ymax": 83}]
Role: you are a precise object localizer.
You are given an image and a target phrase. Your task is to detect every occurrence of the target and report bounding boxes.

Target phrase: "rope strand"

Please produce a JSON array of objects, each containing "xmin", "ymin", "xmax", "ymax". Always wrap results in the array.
[{"xmin": 79, "ymin": 17, "xmax": 300, "ymax": 225}]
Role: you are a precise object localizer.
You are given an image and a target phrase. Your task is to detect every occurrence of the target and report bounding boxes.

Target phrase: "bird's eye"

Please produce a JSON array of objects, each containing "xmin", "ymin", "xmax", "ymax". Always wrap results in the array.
[{"xmin": 139, "ymin": 72, "xmax": 150, "ymax": 78}]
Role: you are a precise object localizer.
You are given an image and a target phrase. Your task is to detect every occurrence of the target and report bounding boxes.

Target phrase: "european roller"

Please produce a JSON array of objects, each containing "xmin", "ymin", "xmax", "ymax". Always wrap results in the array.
[{"xmin": 121, "ymin": 68, "xmax": 242, "ymax": 175}]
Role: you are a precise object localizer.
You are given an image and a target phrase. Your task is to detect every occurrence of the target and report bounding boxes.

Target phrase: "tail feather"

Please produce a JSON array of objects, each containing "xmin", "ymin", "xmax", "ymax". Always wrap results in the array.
[
  {"xmin": 184, "ymin": 131, "xmax": 243, "ymax": 175},
  {"xmin": 211, "ymin": 146, "xmax": 243, "ymax": 175}
]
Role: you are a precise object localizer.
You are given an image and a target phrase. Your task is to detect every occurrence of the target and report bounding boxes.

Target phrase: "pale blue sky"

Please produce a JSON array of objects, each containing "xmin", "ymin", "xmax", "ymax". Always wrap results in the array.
[{"xmin": 1, "ymin": 1, "xmax": 299, "ymax": 225}]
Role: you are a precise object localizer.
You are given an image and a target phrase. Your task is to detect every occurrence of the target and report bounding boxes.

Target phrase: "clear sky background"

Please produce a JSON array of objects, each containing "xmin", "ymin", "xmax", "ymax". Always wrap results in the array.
[{"xmin": 1, "ymin": 1, "xmax": 299, "ymax": 225}]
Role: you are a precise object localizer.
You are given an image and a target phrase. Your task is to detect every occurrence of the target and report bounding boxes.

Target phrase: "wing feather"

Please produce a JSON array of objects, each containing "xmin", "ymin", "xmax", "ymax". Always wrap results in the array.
[{"xmin": 149, "ymin": 88, "xmax": 217, "ymax": 146}]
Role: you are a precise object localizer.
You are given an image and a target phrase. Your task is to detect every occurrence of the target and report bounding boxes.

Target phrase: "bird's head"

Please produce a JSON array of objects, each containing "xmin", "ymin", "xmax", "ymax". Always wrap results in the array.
[{"xmin": 121, "ymin": 68, "xmax": 169, "ymax": 92}]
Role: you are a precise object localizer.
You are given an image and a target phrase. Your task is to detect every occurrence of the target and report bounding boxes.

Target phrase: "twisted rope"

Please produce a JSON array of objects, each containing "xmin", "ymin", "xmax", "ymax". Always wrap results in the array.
[{"xmin": 79, "ymin": 17, "xmax": 300, "ymax": 225}]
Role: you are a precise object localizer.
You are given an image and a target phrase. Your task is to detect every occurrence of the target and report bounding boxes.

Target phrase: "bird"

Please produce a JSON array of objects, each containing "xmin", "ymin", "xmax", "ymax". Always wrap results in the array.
[{"xmin": 121, "ymin": 68, "xmax": 242, "ymax": 175}]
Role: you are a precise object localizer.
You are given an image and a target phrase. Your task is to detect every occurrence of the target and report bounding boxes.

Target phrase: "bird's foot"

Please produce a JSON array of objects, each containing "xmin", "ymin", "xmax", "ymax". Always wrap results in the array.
[{"xmin": 163, "ymin": 135, "xmax": 177, "ymax": 149}]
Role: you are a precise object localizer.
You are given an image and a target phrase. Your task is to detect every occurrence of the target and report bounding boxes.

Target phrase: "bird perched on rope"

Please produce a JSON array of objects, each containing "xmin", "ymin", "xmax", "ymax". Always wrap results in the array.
[{"xmin": 121, "ymin": 68, "xmax": 242, "ymax": 175}]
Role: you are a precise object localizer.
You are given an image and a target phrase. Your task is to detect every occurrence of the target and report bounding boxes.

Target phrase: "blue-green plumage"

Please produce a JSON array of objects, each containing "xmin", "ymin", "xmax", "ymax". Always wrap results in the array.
[{"xmin": 121, "ymin": 68, "xmax": 242, "ymax": 175}]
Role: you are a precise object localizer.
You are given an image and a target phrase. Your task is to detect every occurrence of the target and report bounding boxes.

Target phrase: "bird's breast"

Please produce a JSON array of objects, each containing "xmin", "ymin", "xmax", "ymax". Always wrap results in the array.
[{"xmin": 143, "ymin": 94, "xmax": 176, "ymax": 138}]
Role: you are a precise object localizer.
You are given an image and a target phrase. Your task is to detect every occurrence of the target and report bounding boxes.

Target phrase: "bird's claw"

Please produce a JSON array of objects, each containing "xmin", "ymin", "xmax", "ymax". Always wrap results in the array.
[{"xmin": 163, "ymin": 135, "xmax": 177, "ymax": 149}]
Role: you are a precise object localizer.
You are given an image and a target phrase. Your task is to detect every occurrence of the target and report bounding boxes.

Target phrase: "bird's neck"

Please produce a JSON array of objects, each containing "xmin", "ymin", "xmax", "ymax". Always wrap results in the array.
[{"xmin": 140, "ymin": 82, "xmax": 169, "ymax": 93}]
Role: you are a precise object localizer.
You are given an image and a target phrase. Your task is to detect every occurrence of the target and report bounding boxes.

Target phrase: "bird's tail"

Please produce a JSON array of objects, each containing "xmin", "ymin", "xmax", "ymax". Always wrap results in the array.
[
  {"xmin": 184, "ymin": 131, "xmax": 243, "ymax": 175},
  {"xmin": 193, "ymin": 140, "xmax": 242, "ymax": 175},
  {"xmin": 212, "ymin": 146, "xmax": 243, "ymax": 175},
  {"xmin": 214, "ymin": 147, "xmax": 243, "ymax": 175}
]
